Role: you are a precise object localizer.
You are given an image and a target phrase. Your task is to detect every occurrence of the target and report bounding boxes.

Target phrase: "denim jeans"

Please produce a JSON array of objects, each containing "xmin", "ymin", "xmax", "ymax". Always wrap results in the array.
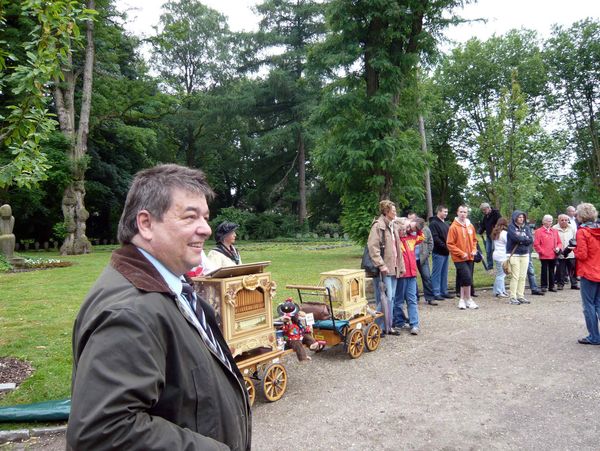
[
  {"xmin": 394, "ymin": 277, "xmax": 419, "ymax": 328},
  {"xmin": 527, "ymin": 257, "xmax": 539, "ymax": 291},
  {"xmin": 485, "ymin": 235, "xmax": 494, "ymax": 269},
  {"xmin": 580, "ymin": 277, "xmax": 600, "ymax": 344},
  {"xmin": 416, "ymin": 258, "xmax": 434, "ymax": 301},
  {"xmin": 374, "ymin": 274, "xmax": 396, "ymax": 333},
  {"xmin": 493, "ymin": 260, "xmax": 506, "ymax": 295},
  {"xmin": 431, "ymin": 252, "xmax": 449, "ymax": 297}
]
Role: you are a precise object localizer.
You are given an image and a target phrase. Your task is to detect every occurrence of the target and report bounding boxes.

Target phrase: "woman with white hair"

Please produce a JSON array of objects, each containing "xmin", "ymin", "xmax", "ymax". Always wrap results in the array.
[
  {"xmin": 533, "ymin": 215, "xmax": 561, "ymax": 292},
  {"xmin": 574, "ymin": 203, "xmax": 600, "ymax": 345}
]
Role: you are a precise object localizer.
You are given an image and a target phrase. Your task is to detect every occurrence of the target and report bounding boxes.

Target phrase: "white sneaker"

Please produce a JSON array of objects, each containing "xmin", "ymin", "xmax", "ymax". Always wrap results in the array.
[
  {"xmin": 458, "ymin": 299, "xmax": 466, "ymax": 309},
  {"xmin": 495, "ymin": 292, "xmax": 509, "ymax": 298},
  {"xmin": 466, "ymin": 299, "xmax": 479, "ymax": 309}
]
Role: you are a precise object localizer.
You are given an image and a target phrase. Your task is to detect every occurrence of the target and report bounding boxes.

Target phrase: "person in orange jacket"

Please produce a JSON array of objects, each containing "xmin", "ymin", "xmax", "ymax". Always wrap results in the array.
[{"xmin": 446, "ymin": 205, "xmax": 479, "ymax": 310}]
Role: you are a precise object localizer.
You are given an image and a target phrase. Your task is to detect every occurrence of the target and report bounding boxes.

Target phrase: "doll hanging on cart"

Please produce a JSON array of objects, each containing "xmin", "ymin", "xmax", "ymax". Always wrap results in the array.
[{"xmin": 278, "ymin": 298, "xmax": 325, "ymax": 361}]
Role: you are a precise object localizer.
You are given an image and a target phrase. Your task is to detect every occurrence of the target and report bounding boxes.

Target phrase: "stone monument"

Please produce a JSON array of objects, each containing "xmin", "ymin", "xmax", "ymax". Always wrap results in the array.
[{"xmin": 0, "ymin": 204, "xmax": 24, "ymax": 267}]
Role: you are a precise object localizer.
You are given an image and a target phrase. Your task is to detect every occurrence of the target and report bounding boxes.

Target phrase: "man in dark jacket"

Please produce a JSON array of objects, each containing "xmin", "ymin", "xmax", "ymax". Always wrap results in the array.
[
  {"xmin": 478, "ymin": 202, "xmax": 501, "ymax": 269},
  {"xmin": 67, "ymin": 164, "xmax": 251, "ymax": 450},
  {"xmin": 429, "ymin": 205, "xmax": 452, "ymax": 300}
]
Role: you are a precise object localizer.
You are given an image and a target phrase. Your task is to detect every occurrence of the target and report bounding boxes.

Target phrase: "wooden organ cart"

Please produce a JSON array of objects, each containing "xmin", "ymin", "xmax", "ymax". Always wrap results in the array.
[
  {"xmin": 191, "ymin": 261, "xmax": 289, "ymax": 406},
  {"xmin": 287, "ymin": 268, "xmax": 383, "ymax": 359}
]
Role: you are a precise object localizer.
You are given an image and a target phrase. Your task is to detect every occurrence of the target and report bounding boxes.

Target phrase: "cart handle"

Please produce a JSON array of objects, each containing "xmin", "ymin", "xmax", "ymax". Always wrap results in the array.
[{"xmin": 285, "ymin": 284, "xmax": 327, "ymax": 292}]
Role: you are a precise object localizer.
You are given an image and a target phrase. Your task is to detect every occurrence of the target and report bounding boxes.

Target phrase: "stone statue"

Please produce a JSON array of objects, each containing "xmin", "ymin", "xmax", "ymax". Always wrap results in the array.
[{"xmin": 0, "ymin": 204, "xmax": 16, "ymax": 259}]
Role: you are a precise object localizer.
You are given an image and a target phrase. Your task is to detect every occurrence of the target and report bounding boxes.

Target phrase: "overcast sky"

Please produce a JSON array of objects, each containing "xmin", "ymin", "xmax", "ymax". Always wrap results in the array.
[{"xmin": 116, "ymin": 0, "xmax": 599, "ymax": 44}]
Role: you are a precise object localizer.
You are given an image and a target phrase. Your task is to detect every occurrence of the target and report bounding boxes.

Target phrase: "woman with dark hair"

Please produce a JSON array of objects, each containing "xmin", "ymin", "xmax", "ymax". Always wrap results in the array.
[
  {"xmin": 573, "ymin": 203, "xmax": 600, "ymax": 345},
  {"xmin": 208, "ymin": 221, "xmax": 242, "ymax": 268},
  {"xmin": 491, "ymin": 217, "xmax": 509, "ymax": 298},
  {"xmin": 507, "ymin": 211, "xmax": 533, "ymax": 305}
]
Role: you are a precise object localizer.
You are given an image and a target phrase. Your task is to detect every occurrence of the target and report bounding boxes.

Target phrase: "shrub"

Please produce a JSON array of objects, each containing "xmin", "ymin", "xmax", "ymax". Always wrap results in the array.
[
  {"xmin": 278, "ymin": 215, "xmax": 305, "ymax": 237},
  {"xmin": 210, "ymin": 207, "xmax": 255, "ymax": 239},
  {"xmin": 0, "ymin": 254, "xmax": 13, "ymax": 272},
  {"xmin": 315, "ymin": 222, "xmax": 342, "ymax": 237},
  {"xmin": 52, "ymin": 222, "xmax": 68, "ymax": 241},
  {"xmin": 340, "ymin": 192, "xmax": 380, "ymax": 245},
  {"xmin": 245, "ymin": 213, "xmax": 279, "ymax": 240}
]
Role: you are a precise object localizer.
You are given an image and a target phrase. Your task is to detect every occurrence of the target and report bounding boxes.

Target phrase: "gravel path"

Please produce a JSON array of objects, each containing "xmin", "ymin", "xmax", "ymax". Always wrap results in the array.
[{"xmin": 3, "ymin": 287, "xmax": 599, "ymax": 450}]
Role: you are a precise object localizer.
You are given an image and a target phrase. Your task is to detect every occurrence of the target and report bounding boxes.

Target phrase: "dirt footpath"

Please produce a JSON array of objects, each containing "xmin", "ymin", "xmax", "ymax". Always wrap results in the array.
[{"xmin": 3, "ymin": 288, "xmax": 599, "ymax": 450}]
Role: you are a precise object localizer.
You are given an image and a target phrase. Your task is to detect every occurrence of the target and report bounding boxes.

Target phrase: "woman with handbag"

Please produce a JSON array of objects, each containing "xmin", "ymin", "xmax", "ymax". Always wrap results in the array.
[
  {"xmin": 491, "ymin": 217, "xmax": 510, "ymax": 298},
  {"xmin": 506, "ymin": 210, "xmax": 534, "ymax": 305},
  {"xmin": 367, "ymin": 200, "xmax": 405, "ymax": 335}
]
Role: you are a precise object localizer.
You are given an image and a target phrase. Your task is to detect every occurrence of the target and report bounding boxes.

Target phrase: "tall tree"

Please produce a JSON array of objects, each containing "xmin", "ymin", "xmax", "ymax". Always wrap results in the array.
[
  {"xmin": 545, "ymin": 19, "xmax": 600, "ymax": 203},
  {"xmin": 244, "ymin": 0, "xmax": 326, "ymax": 224},
  {"xmin": 54, "ymin": 0, "xmax": 96, "ymax": 254},
  {"xmin": 149, "ymin": 0, "xmax": 232, "ymax": 168},
  {"xmin": 436, "ymin": 30, "xmax": 557, "ymax": 214},
  {"xmin": 0, "ymin": 0, "xmax": 89, "ymax": 188},
  {"xmin": 312, "ymin": 0, "xmax": 464, "ymax": 241}
]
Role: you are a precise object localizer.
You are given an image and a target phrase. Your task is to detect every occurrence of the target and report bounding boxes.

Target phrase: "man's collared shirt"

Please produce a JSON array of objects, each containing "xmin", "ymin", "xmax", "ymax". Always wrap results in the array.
[{"xmin": 137, "ymin": 247, "xmax": 200, "ymax": 328}]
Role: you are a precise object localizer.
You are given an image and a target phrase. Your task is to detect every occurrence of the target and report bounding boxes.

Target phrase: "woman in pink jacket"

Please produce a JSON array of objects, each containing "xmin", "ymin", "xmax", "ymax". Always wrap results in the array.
[{"xmin": 533, "ymin": 215, "xmax": 561, "ymax": 292}]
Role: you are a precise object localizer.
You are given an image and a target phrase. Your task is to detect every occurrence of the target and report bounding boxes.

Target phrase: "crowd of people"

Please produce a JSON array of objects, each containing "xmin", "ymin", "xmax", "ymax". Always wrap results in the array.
[
  {"xmin": 368, "ymin": 200, "xmax": 600, "ymax": 346},
  {"xmin": 64, "ymin": 162, "xmax": 599, "ymax": 449}
]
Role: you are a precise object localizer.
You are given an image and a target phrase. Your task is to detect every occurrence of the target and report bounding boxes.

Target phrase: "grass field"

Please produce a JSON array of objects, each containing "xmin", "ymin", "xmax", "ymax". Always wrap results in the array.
[{"xmin": 0, "ymin": 240, "xmax": 501, "ymax": 412}]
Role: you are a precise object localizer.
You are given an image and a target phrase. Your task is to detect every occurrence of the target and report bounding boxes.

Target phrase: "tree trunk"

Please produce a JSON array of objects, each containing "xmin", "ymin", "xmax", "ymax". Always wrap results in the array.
[
  {"xmin": 59, "ymin": 0, "xmax": 95, "ymax": 255},
  {"xmin": 297, "ymin": 129, "xmax": 307, "ymax": 225},
  {"xmin": 418, "ymin": 114, "xmax": 433, "ymax": 219}
]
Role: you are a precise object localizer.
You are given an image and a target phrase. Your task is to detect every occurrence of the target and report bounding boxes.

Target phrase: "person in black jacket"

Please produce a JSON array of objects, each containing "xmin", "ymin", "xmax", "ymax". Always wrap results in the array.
[
  {"xmin": 479, "ymin": 202, "xmax": 501, "ymax": 270},
  {"xmin": 506, "ymin": 210, "xmax": 534, "ymax": 305},
  {"xmin": 429, "ymin": 205, "xmax": 452, "ymax": 300}
]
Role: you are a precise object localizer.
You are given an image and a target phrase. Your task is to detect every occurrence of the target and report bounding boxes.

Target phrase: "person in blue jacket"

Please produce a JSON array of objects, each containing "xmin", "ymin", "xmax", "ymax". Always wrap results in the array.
[{"xmin": 506, "ymin": 210, "xmax": 534, "ymax": 305}]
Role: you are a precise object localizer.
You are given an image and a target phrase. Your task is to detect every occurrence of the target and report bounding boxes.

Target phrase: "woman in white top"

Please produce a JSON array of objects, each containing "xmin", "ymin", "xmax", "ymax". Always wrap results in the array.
[
  {"xmin": 208, "ymin": 222, "xmax": 242, "ymax": 269},
  {"xmin": 491, "ymin": 217, "xmax": 509, "ymax": 297}
]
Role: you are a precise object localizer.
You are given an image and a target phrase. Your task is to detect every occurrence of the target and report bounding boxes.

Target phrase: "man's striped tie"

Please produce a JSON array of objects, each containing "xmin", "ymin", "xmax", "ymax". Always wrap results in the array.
[{"xmin": 181, "ymin": 281, "xmax": 232, "ymax": 371}]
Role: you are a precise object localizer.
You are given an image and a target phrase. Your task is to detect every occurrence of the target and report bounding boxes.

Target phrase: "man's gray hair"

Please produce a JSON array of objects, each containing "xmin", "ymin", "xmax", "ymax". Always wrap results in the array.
[
  {"xmin": 117, "ymin": 164, "xmax": 215, "ymax": 244},
  {"xmin": 480, "ymin": 202, "xmax": 490, "ymax": 209},
  {"xmin": 576, "ymin": 203, "xmax": 598, "ymax": 224}
]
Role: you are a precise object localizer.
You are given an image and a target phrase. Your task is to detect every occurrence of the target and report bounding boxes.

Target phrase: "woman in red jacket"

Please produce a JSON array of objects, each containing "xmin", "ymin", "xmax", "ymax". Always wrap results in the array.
[
  {"xmin": 573, "ymin": 203, "xmax": 600, "ymax": 345},
  {"xmin": 533, "ymin": 215, "xmax": 561, "ymax": 292}
]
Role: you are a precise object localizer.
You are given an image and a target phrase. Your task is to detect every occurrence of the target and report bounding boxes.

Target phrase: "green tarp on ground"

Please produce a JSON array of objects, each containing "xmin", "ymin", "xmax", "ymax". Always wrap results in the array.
[{"xmin": 0, "ymin": 399, "xmax": 70, "ymax": 422}]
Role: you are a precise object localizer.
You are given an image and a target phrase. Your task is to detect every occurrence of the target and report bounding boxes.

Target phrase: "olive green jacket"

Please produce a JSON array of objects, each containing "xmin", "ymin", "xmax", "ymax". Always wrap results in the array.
[{"xmin": 67, "ymin": 245, "xmax": 251, "ymax": 450}]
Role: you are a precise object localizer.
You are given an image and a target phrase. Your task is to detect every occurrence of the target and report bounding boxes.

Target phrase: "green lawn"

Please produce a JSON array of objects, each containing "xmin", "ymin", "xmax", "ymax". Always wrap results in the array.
[{"xmin": 1, "ymin": 240, "xmax": 502, "ymax": 412}]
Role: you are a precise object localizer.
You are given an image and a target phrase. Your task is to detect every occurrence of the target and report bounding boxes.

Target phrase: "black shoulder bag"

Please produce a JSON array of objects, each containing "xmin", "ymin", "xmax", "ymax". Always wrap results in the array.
[{"xmin": 361, "ymin": 228, "xmax": 385, "ymax": 277}]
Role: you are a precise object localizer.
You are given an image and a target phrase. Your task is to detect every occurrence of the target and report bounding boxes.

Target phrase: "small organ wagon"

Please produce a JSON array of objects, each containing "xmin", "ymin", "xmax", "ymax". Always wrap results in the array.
[
  {"xmin": 192, "ymin": 261, "xmax": 289, "ymax": 405},
  {"xmin": 286, "ymin": 268, "xmax": 383, "ymax": 359}
]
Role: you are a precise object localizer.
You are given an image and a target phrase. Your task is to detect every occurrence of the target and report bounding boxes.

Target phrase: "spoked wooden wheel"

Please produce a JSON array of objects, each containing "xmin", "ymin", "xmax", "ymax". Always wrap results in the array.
[
  {"xmin": 364, "ymin": 322, "xmax": 381, "ymax": 352},
  {"xmin": 243, "ymin": 376, "xmax": 256, "ymax": 406},
  {"xmin": 262, "ymin": 363, "xmax": 288, "ymax": 402},
  {"xmin": 346, "ymin": 328, "xmax": 365, "ymax": 359}
]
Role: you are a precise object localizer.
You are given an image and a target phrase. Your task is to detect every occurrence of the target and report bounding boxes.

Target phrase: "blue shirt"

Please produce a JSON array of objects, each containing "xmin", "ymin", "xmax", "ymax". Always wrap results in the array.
[{"xmin": 137, "ymin": 247, "xmax": 200, "ymax": 327}]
